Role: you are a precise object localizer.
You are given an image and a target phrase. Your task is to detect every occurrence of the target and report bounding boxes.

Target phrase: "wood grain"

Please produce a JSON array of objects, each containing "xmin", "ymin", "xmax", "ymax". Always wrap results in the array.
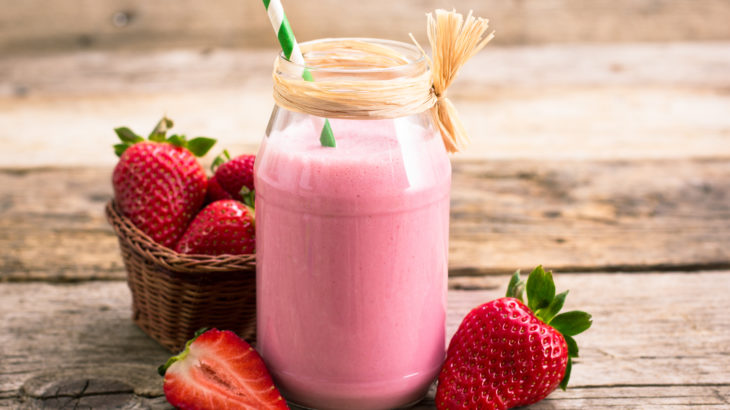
[
  {"xmin": 2, "ymin": 272, "xmax": 729, "ymax": 408},
  {"xmin": 2, "ymin": 44, "xmax": 730, "ymax": 167},
  {"xmin": 1, "ymin": 159, "xmax": 728, "ymax": 281},
  {"xmin": 449, "ymin": 158, "xmax": 730, "ymax": 274},
  {"xmin": 1, "ymin": 0, "xmax": 730, "ymax": 54}
]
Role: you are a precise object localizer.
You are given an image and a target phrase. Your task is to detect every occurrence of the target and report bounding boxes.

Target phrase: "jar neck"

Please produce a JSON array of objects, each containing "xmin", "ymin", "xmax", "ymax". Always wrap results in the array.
[
  {"xmin": 272, "ymin": 38, "xmax": 436, "ymax": 120},
  {"xmin": 276, "ymin": 38, "xmax": 430, "ymax": 83}
]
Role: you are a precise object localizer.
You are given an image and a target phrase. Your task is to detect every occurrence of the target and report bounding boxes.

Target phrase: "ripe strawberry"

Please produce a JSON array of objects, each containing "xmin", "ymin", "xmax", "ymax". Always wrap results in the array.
[
  {"xmin": 112, "ymin": 117, "xmax": 216, "ymax": 248},
  {"xmin": 174, "ymin": 199, "xmax": 255, "ymax": 255},
  {"xmin": 207, "ymin": 150, "xmax": 256, "ymax": 206},
  {"xmin": 205, "ymin": 175, "xmax": 234, "ymax": 203},
  {"xmin": 436, "ymin": 266, "xmax": 592, "ymax": 410},
  {"xmin": 159, "ymin": 328, "xmax": 288, "ymax": 410}
]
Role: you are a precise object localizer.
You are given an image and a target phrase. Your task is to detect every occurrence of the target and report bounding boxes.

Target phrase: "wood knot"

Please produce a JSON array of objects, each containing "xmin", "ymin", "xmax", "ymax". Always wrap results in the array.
[{"xmin": 23, "ymin": 377, "xmax": 136, "ymax": 408}]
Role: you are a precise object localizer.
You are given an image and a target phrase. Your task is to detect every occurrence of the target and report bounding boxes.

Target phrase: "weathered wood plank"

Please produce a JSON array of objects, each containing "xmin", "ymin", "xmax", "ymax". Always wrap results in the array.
[
  {"xmin": 2, "ymin": 272, "xmax": 729, "ymax": 408},
  {"xmin": 2, "ymin": 44, "xmax": 729, "ymax": 167},
  {"xmin": 1, "ymin": 0, "xmax": 730, "ymax": 55},
  {"xmin": 5, "ymin": 385, "xmax": 728, "ymax": 409},
  {"xmin": 0, "ymin": 282, "xmax": 171, "ymax": 408},
  {"xmin": 449, "ymin": 158, "xmax": 730, "ymax": 274},
  {"xmin": 414, "ymin": 386, "xmax": 730, "ymax": 409},
  {"xmin": 0, "ymin": 168, "xmax": 122, "ymax": 282},
  {"xmin": 1, "ymin": 159, "xmax": 728, "ymax": 281}
]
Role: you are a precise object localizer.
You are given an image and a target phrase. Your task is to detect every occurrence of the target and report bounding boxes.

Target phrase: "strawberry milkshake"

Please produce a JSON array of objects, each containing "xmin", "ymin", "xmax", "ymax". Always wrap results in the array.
[{"xmin": 255, "ymin": 111, "xmax": 451, "ymax": 409}]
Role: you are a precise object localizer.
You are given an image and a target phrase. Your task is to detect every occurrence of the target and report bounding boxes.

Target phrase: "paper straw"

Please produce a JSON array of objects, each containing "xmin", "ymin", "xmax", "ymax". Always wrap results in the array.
[{"xmin": 262, "ymin": 0, "xmax": 336, "ymax": 147}]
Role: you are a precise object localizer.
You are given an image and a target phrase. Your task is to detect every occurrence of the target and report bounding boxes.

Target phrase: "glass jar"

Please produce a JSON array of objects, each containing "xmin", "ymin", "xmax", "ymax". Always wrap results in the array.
[{"xmin": 255, "ymin": 38, "xmax": 451, "ymax": 409}]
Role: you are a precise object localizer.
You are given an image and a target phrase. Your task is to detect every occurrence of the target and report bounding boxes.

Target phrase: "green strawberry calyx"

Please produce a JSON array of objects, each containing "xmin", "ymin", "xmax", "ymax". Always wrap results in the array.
[
  {"xmin": 240, "ymin": 186, "xmax": 256, "ymax": 210},
  {"xmin": 211, "ymin": 149, "xmax": 232, "ymax": 172},
  {"xmin": 506, "ymin": 265, "xmax": 592, "ymax": 391},
  {"xmin": 157, "ymin": 327, "xmax": 209, "ymax": 376},
  {"xmin": 113, "ymin": 116, "xmax": 216, "ymax": 158}
]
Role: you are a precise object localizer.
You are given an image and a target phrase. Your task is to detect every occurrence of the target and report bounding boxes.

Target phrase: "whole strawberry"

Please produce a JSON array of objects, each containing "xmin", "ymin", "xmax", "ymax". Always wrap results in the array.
[
  {"xmin": 436, "ymin": 266, "xmax": 592, "ymax": 410},
  {"xmin": 112, "ymin": 117, "xmax": 216, "ymax": 248},
  {"xmin": 206, "ymin": 150, "xmax": 256, "ymax": 206},
  {"xmin": 159, "ymin": 328, "xmax": 288, "ymax": 409},
  {"xmin": 174, "ymin": 199, "xmax": 255, "ymax": 255},
  {"xmin": 206, "ymin": 175, "xmax": 233, "ymax": 202}
]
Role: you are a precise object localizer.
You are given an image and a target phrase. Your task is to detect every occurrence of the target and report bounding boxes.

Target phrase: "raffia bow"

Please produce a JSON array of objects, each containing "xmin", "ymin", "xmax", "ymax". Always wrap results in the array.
[
  {"xmin": 418, "ymin": 10, "xmax": 495, "ymax": 153},
  {"xmin": 271, "ymin": 9, "xmax": 493, "ymax": 153}
]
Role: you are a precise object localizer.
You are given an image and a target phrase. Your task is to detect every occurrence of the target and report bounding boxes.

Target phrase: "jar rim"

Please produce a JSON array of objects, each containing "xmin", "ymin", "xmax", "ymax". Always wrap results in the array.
[{"xmin": 277, "ymin": 37, "xmax": 427, "ymax": 75}]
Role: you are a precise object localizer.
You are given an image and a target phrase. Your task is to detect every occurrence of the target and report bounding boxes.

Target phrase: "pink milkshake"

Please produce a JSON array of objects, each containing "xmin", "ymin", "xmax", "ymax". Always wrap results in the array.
[{"xmin": 256, "ymin": 111, "xmax": 451, "ymax": 409}]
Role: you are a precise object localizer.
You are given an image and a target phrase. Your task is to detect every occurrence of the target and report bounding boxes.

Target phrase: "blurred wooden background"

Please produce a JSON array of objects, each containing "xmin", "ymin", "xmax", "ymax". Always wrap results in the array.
[
  {"xmin": 2, "ymin": 0, "xmax": 730, "ymax": 168},
  {"xmin": 3, "ymin": 0, "xmax": 730, "ymax": 53}
]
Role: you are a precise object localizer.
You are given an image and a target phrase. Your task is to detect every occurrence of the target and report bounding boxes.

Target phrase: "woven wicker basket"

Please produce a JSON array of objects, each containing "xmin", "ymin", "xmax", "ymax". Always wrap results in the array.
[{"xmin": 105, "ymin": 201, "xmax": 257, "ymax": 352}]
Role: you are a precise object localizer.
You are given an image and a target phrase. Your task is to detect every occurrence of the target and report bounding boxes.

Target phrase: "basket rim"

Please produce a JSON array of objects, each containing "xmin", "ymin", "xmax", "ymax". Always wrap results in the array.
[{"xmin": 106, "ymin": 200, "xmax": 256, "ymax": 274}]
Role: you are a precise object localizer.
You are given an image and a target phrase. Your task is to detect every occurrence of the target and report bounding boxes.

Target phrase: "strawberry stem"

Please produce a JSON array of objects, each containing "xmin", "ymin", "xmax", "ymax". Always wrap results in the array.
[{"xmin": 149, "ymin": 116, "xmax": 174, "ymax": 141}]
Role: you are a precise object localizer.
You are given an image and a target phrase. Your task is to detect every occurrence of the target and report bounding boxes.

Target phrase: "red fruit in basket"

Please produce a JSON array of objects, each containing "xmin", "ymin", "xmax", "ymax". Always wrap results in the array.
[
  {"xmin": 159, "ymin": 328, "xmax": 288, "ymax": 410},
  {"xmin": 205, "ymin": 175, "xmax": 234, "ymax": 203},
  {"xmin": 112, "ymin": 117, "xmax": 216, "ymax": 248},
  {"xmin": 436, "ymin": 266, "xmax": 592, "ymax": 410},
  {"xmin": 175, "ymin": 199, "xmax": 255, "ymax": 255},
  {"xmin": 207, "ymin": 150, "xmax": 256, "ymax": 206}
]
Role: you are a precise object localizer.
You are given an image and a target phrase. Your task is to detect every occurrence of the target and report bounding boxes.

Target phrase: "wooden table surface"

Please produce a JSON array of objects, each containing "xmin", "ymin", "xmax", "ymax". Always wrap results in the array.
[{"xmin": 2, "ymin": 43, "xmax": 730, "ymax": 409}]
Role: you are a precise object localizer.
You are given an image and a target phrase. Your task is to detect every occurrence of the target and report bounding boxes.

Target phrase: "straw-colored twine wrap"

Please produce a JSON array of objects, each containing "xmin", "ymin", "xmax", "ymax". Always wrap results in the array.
[{"xmin": 272, "ymin": 9, "xmax": 494, "ymax": 153}]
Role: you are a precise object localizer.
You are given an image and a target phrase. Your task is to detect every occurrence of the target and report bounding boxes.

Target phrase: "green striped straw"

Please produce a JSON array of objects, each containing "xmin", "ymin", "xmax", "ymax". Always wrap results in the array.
[{"xmin": 262, "ymin": 0, "xmax": 336, "ymax": 147}]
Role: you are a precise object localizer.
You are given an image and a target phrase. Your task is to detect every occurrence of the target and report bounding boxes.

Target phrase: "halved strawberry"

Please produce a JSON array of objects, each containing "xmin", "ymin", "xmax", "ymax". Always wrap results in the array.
[{"xmin": 159, "ymin": 329, "xmax": 288, "ymax": 410}]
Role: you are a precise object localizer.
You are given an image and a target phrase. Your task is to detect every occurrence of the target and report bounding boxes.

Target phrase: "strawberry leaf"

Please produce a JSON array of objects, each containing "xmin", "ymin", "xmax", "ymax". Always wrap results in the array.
[
  {"xmin": 167, "ymin": 134, "xmax": 186, "ymax": 148},
  {"xmin": 526, "ymin": 265, "xmax": 555, "ymax": 311},
  {"xmin": 240, "ymin": 186, "xmax": 255, "ymax": 208},
  {"xmin": 187, "ymin": 137, "xmax": 217, "ymax": 157},
  {"xmin": 564, "ymin": 334, "xmax": 579, "ymax": 358},
  {"xmin": 506, "ymin": 270, "xmax": 525, "ymax": 302},
  {"xmin": 114, "ymin": 127, "xmax": 143, "ymax": 144},
  {"xmin": 551, "ymin": 310, "xmax": 592, "ymax": 336},
  {"xmin": 149, "ymin": 116, "xmax": 173, "ymax": 141},
  {"xmin": 211, "ymin": 149, "xmax": 231, "ymax": 172},
  {"xmin": 540, "ymin": 290, "xmax": 568, "ymax": 323},
  {"xmin": 114, "ymin": 143, "xmax": 131, "ymax": 157},
  {"xmin": 559, "ymin": 357, "xmax": 572, "ymax": 390}
]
